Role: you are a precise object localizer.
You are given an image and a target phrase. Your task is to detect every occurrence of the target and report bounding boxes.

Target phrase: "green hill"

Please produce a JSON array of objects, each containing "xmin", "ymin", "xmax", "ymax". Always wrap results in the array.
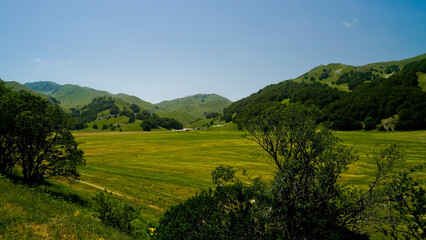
[
  {"xmin": 294, "ymin": 53, "xmax": 426, "ymax": 91},
  {"xmin": 223, "ymin": 53, "xmax": 426, "ymax": 130},
  {"xmin": 23, "ymin": 82, "xmax": 231, "ymax": 124},
  {"xmin": 24, "ymin": 81, "xmax": 156, "ymax": 111},
  {"xmin": 155, "ymin": 94, "xmax": 232, "ymax": 119},
  {"xmin": 3, "ymin": 81, "xmax": 60, "ymax": 104}
]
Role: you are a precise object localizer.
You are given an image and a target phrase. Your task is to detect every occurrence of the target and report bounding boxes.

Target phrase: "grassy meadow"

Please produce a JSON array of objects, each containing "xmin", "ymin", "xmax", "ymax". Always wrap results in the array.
[
  {"xmin": 1, "ymin": 128, "xmax": 424, "ymax": 239},
  {"xmin": 62, "ymin": 128, "xmax": 425, "ymax": 222}
]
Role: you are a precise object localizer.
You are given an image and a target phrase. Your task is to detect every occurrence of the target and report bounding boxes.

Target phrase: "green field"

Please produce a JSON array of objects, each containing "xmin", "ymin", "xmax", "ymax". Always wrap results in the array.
[
  {"xmin": 59, "ymin": 129, "xmax": 426, "ymax": 221},
  {"xmin": 1, "ymin": 128, "xmax": 425, "ymax": 239}
]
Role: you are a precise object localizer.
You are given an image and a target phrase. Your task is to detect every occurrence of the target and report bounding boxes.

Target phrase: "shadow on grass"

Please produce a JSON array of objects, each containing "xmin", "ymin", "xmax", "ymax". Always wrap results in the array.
[{"xmin": 1, "ymin": 171, "xmax": 90, "ymax": 207}]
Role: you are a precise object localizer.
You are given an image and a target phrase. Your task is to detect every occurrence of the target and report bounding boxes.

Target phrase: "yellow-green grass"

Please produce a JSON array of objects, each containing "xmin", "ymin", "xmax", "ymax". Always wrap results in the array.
[
  {"xmin": 0, "ymin": 176, "xmax": 133, "ymax": 240},
  {"xmin": 70, "ymin": 130, "xmax": 273, "ymax": 220},
  {"xmin": 336, "ymin": 131, "xmax": 426, "ymax": 186},
  {"xmin": 63, "ymin": 129, "xmax": 426, "ymax": 222},
  {"xmin": 418, "ymin": 72, "xmax": 426, "ymax": 91}
]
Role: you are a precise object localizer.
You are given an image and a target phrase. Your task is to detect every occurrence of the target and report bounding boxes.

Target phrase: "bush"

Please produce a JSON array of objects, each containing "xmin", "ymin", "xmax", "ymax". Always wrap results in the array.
[
  {"xmin": 364, "ymin": 116, "xmax": 377, "ymax": 130},
  {"xmin": 92, "ymin": 190, "xmax": 139, "ymax": 234}
]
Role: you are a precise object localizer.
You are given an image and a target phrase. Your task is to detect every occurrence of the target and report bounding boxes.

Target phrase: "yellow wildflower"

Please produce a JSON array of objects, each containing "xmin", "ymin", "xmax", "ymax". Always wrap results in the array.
[
  {"xmin": 74, "ymin": 210, "xmax": 80, "ymax": 216},
  {"xmin": 149, "ymin": 228, "xmax": 157, "ymax": 235}
]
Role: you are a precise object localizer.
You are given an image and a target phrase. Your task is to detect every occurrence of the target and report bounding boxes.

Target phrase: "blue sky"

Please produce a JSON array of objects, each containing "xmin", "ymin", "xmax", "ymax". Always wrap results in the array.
[{"xmin": 0, "ymin": 0, "xmax": 425, "ymax": 103}]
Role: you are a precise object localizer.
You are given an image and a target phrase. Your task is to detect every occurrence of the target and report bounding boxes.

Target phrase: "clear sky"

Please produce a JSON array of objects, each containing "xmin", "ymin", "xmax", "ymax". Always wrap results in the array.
[{"xmin": 0, "ymin": 0, "xmax": 425, "ymax": 103}]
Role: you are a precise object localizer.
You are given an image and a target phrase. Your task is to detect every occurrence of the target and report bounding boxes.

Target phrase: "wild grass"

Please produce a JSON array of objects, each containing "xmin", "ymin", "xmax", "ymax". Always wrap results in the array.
[
  {"xmin": 0, "ymin": 175, "xmax": 134, "ymax": 239},
  {"xmin": 2, "ymin": 128, "xmax": 424, "ymax": 238}
]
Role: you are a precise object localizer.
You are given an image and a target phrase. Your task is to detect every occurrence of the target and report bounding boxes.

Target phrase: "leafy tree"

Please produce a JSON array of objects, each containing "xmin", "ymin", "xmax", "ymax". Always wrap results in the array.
[
  {"xmin": 157, "ymin": 166, "xmax": 268, "ymax": 240},
  {"xmin": 379, "ymin": 165, "xmax": 425, "ymax": 239},
  {"xmin": 109, "ymin": 104, "xmax": 120, "ymax": 115},
  {"xmin": 0, "ymin": 86, "xmax": 85, "ymax": 185},
  {"xmin": 205, "ymin": 112, "xmax": 221, "ymax": 119},
  {"xmin": 13, "ymin": 93, "xmax": 85, "ymax": 185},
  {"xmin": 159, "ymin": 102, "xmax": 409, "ymax": 239},
  {"xmin": 364, "ymin": 116, "xmax": 377, "ymax": 130},
  {"xmin": 92, "ymin": 123, "xmax": 98, "ymax": 129},
  {"xmin": 129, "ymin": 104, "xmax": 141, "ymax": 113},
  {"xmin": 0, "ymin": 84, "xmax": 19, "ymax": 174},
  {"xmin": 135, "ymin": 110, "xmax": 151, "ymax": 121},
  {"xmin": 128, "ymin": 114, "xmax": 136, "ymax": 123}
]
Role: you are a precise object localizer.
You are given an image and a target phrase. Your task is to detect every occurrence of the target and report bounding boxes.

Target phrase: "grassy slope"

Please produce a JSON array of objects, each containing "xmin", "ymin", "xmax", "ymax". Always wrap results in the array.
[
  {"xmin": 418, "ymin": 72, "xmax": 426, "ymax": 91},
  {"xmin": 4, "ymin": 81, "xmax": 52, "ymax": 100},
  {"xmin": 0, "ymin": 176, "xmax": 133, "ymax": 240},
  {"xmin": 62, "ymin": 129, "xmax": 426, "ymax": 222},
  {"xmin": 155, "ymin": 94, "xmax": 232, "ymax": 118}
]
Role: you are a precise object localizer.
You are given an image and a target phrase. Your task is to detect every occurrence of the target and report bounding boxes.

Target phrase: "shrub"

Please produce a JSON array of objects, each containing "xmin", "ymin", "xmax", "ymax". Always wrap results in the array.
[{"xmin": 92, "ymin": 190, "xmax": 138, "ymax": 234}]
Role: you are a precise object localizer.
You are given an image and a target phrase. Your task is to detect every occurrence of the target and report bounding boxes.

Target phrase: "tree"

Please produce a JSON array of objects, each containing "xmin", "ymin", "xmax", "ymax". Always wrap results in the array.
[
  {"xmin": 158, "ymin": 102, "xmax": 408, "ymax": 239},
  {"xmin": 0, "ymin": 85, "xmax": 19, "ymax": 174},
  {"xmin": 129, "ymin": 103, "xmax": 140, "ymax": 113},
  {"xmin": 13, "ymin": 93, "xmax": 85, "ymax": 185},
  {"xmin": 378, "ymin": 165, "xmax": 425, "ymax": 239},
  {"xmin": 364, "ymin": 116, "xmax": 377, "ymax": 130},
  {"xmin": 157, "ymin": 166, "xmax": 269, "ymax": 240},
  {"xmin": 109, "ymin": 104, "xmax": 120, "ymax": 115}
]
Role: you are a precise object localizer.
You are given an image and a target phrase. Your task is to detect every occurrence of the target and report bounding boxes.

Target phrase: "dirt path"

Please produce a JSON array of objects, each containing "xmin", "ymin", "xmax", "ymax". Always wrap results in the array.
[{"xmin": 78, "ymin": 180, "xmax": 162, "ymax": 211}]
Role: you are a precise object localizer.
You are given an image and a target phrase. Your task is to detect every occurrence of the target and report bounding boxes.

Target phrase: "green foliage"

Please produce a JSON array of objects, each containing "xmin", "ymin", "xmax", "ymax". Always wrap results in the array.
[
  {"xmin": 335, "ymin": 70, "xmax": 373, "ymax": 90},
  {"xmin": 326, "ymin": 59, "xmax": 426, "ymax": 130},
  {"xmin": 379, "ymin": 165, "xmax": 425, "ymax": 239},
  {"xmin": 0, "ymin": 176, "xmax": 134, "ymax": 240},
  {"xmin": 158, "ymin": 103, "xmax": 415, "ymax": 239},
  {"xmin": 137, "ymin": 111, "xmax": 183, "ymax": 130},
  {"xmin": 225, "ymin": 56, "xmax": 426, "ymax": 131},
  {"xmin": 109, "ymin": 104, "xmax": 120, "ymax": 115},
  {"xmin": 319, "ymin": 69, "xmax": 331, "ymax": 80},
  {"xmin": 157, "ymin": 182, "xmax": 268, "ymax": 240},
  {"xmin": 70, "ymin": 96, "xmax": 116, "ymax": 129},
  {"xmin": 364, "ymin": 116, "xmax": 377, "ymax": 130},
  {"xmin": 92, "ymin": 190, "xmax": 138, "ymax": 234},
  {"xmin": 130, "ymin": 103, "xmax": 141, "ymax": 113},
  {"xmin": 204, "ymin": 112, "xmax": 221, "ymax": 119},
  {"xmin": 384, "ymin": 64, "xmax": 400, "ymax": 74},
  {"xmin": 0, "ymin": 87, "xmax": 85, "ymax": 185}
]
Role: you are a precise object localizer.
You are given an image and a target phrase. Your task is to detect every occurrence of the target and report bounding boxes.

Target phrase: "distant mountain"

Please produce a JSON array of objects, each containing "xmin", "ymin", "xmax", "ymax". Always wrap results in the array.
[
  {"xmin": 24, "ymin": 81, "xmax": 156, "ymax": 111},
  {"xmin": 155, "ymin": 94, "xmax": 232, "ymax": 119},
  {"xmin": 24, "ymin": 81, "xmax": 232, "ymax": 124},
  {"xmin": 4, "ymin": 81, "xmax": 59, "ymax": 104},
  {"xmin": 223, "ymin": 53, "xmax": 426, "ymax": 130}
]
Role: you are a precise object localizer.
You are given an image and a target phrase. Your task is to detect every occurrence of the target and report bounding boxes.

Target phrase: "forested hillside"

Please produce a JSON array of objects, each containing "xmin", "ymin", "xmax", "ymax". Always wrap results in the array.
[{"xmin": 224, "ymin": 55, "xmax": 426, "ymax": 130}]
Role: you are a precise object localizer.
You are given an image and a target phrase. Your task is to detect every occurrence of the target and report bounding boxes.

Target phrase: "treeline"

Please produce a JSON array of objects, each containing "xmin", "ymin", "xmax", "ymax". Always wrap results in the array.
[
  {"xmin": 0, "ymin": 81, "xmax": 85, "ymax": 185},
  {"xmin": 137, "ymin": 110, "xmax": 183, "ymax": 131},
  {"xmin": 223, "ymin": 58, "xmax": 426, "ymax": 130},
  {"xmin": 69, "ymin": 96, "xmax": 183, "ymax": 131}
]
